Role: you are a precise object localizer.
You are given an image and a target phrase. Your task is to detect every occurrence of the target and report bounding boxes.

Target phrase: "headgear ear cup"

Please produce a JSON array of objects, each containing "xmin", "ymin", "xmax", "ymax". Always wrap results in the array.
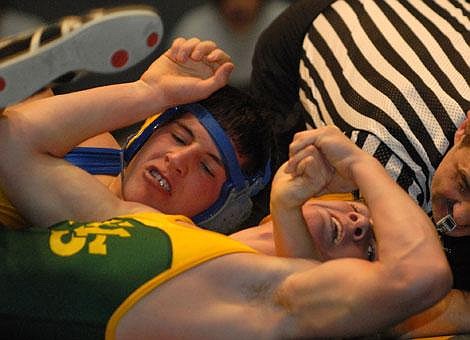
[
  {"xmin": 195, "ymin": 158, "xmax": 271, "ymax": 234},
  {"xmin": 197, "ymin": 187, "xmax": 253, "ymax": 234}
]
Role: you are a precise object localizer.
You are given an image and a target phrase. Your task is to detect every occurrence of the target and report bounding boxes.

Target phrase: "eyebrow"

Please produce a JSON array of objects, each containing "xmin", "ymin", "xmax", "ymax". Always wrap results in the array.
[{"xmin": 175, "ymin": 121, "xmax": 225, "ymax": 168}]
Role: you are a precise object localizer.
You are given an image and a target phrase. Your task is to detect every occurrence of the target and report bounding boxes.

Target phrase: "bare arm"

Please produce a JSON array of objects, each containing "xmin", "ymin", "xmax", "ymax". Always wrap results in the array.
[
  {"xmin": 1, "ymin": 38, "xmax": 233, "ymax": 157},
  {"xmin": 270, "ymin": 127, "xmax": 358, "ymax": 259},
  {"xmin": 0, "ymin": 38, "xmax": 233, "ymax": 227},
  {"xmin": 269, "ymin": 127, "xmax": 452, "ymax": 335},
  {"xmin": 117, "ymin": 248, "xmax": 451, "ymax": 339},
  {"xmin": 116, "ymin": 127, "xmax": 453, "ymax": 339}
]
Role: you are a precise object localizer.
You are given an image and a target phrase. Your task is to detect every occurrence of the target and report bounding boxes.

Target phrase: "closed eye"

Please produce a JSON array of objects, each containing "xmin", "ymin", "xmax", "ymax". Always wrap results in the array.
[
  {"xmin": 172, "ymin": 121, "xmax": 194, "ymax": 145},
  {"xmin": 171, "ymin": 133, "xmax": 187, "ymax": 145},
  {"xmin": 201, "ymin": 161, "xmax": 215, "ymax": 177}
]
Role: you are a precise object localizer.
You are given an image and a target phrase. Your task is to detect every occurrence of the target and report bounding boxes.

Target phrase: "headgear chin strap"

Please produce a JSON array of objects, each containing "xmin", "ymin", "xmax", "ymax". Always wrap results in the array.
[{"xmin": 123, "ymin": 103, "xmax": 271, "ymax": 234}]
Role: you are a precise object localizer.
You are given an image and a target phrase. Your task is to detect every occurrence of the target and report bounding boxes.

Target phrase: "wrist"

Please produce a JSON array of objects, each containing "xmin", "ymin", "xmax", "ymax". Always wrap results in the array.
[
  {"xmin": 350, "ymin": 155, "xmax": 383, "ymax": 182},
  {"xmin": 270, "ymin": 190, "xmax": 303, "ymax": 217},
  {"xmin": 134, "ymin": 79, "xmax": 171, "ymax": 114}
]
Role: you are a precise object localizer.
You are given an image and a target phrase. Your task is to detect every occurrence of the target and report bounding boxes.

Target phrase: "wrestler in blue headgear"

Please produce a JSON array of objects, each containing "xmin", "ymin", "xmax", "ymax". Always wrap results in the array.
[
  {"xmin": 65, "ymin": 86, "xmax": 273, "ymax": 234},
  {"xmin": 124, "ymin": 102, "xmax": 271, "ymax": 233}
]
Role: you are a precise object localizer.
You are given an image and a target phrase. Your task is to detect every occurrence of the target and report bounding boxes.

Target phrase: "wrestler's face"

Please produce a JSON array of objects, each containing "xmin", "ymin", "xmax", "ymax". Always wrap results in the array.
[
  {"xmin": 432, "ymin": 142, "xmax": 470, "ymax": 237},
  {"xmin": 122, "ymin": 113, "xmax": 232, "ymax": 218},
  {"xmin": 302, "ymin": 200, "xmax": 375, "ymax": 261}
]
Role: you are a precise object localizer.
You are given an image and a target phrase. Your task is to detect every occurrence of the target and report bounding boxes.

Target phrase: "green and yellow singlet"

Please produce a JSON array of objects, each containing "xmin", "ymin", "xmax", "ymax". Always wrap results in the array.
[{"xmin": 0, "ymin": 212, "xmax": 256, "ymax": 339}]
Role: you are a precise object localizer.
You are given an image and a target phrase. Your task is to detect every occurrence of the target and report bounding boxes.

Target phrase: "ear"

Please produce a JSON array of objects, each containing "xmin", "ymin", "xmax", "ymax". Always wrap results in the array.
[{"xmin": 454, "ymin": 110, "xmax": 470, "ymax": 144}]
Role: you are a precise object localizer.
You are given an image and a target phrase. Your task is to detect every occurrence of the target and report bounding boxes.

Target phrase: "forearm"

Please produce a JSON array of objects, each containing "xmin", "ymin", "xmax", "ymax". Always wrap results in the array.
[
  {"xmin": 354, "ymin": 157, "xmax": 443, "ymax": 259},
  {"xmin": 3, "ymin": 80, "xmax": 163, "ymax": 157},
  {"xmin": 0, "ymin": 125, "xmax": 145, "ymax": 226},
  {"xmin": 274, "ymin": 127, "xmax": 453, "ymax": 337},
  {"xmin": 0, "ymin": 81, "xmax": 163, "ymax": 226},
  {"xmin": 352, "ymin": 157, "xmax": 452, "ymax": 303},
  {"xmin": 270, "ymin": 202, "xmax": 319, "ymax": 259},
  {"xmin": 269, "ymin": 162, "xmax": 322, "ymax": 259}
]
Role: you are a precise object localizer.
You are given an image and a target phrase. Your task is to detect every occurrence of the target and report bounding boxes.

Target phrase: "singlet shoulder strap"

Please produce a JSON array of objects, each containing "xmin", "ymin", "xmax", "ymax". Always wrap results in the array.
[{"xmin": 64, "ymin": 146, "xmax": 122, "ymax": 175}]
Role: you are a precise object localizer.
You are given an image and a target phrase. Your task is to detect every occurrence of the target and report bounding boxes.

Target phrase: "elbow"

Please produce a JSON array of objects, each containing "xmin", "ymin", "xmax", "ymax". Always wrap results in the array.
[
  {"xmin": 420, "ymin": 248, "xmax": 454, "ymax": 305},
  {"xmin": 425, "ymin": 260, "xmax": 453, "ymax": 304},
  {"xmin": 0, "ymin": 113, "xmax": 33, "ymax": 165},
  {"xmin": 0, "ymin": 110, "xmax": 28, "ymax": 149},
  {"xmin": 398, "ymin": 258, "xmax": 453, "ymax": 314}
]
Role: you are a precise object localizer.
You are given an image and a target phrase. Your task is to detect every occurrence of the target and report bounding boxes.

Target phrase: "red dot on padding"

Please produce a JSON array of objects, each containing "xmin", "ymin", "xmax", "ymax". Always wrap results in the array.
[
  {"xmin": 147, "ymin": 32, "xmax": 159, "ymax": 47},
  {"xmin": 111, "ymin": 50, "xmax": 129, "ymax": 68},
  {"xmin": 0, "ymin": 77, "xmax": 5, "ymax": 92}
]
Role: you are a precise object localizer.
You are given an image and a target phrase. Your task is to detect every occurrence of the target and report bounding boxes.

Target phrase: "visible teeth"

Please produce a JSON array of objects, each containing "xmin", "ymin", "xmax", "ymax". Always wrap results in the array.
[
  {"xmin": 331, "ymin": 217, "xmax": 342, "ymax": 245},
  {"xmin": 150, "ymin": 169, "xmax": 170, "ymax": 192}
]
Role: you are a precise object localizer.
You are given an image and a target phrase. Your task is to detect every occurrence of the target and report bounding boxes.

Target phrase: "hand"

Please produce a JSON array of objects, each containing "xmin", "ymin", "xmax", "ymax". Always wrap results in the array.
[
  {"xmin": 271, "ymin": 161, "xmax": 330, "ymax": 210},
  {"xmin": 140, "ymin": 37, "xmax": 234, "ymax": 107},
  {"xmin": 286, "ymin": 126, "xmax": 373, "ymax": 196}
]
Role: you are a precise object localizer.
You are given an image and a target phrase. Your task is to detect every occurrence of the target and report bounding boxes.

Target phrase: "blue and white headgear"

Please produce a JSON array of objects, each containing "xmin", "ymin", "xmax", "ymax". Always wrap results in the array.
[{"xmin": 123, "ymin": 103, "xmax": 271, "ymax": 234}]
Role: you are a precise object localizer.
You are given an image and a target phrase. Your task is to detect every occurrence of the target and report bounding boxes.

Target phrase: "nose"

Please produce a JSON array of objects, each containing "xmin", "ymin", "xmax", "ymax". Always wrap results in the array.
[
  {"xmin": 166, "ymin": 147, "xmax": 195, "ymax": 176},
  {"xmin": 345, "ymin": 211, "xmax": 371, "ymax": 241}
]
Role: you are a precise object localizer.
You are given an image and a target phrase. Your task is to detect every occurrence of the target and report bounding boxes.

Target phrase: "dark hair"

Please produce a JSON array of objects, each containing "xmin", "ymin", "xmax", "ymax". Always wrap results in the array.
[{"xmin": 198, "ymin": 85, "xmax": 274, "ymax": 177}]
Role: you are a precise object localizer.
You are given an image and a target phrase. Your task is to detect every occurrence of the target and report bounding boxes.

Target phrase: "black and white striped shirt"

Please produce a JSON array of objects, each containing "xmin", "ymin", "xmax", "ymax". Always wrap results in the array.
[{"xmin": 300, "ymin": 0, "xmax": 470, "ymax": 212}]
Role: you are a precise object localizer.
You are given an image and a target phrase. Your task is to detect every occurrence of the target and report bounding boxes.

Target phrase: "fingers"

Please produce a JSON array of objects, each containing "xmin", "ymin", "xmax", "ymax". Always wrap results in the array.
[
  {"xmin": 287, "ymin": 128, "xmax": 337, "ymax": 175},
  {"xmin": 194, "ymin": 62, "xmax": 234, "ymax": 97},
  {"xmin": 170, "ymin": 37, "xmax": 202, "ymax": 63},
  {"xmin": 206, "ymin": 48, "xmax": 231, "ymax": 64},
  {"xmin": 289, "ymin": 126, "xmax": 344, "ymax": 158},
  {"xmin": 286, "ymin": 144, "xmax": 319, "ymax": 175},
  {"xmin": 193, "ymin": 43, "xmax": 232, "ymax": 73},
  {"xmin": 166, "ymin": 37, "xmax": 185, "ymax": 61},
  {"xmin": 212, "ymin": 62, "xmax": 234, "ymax": 84},
  {"xmin": 289, "ymin": 130, "xmax": 321, "ymax": 159},
  {"xmin": 295, "ymin": 155, "xmax": 316, "ymax": 177},
  {"xmin": 168, "ymin": 37, "xmax": 231, "ymax": 66},
  {"xmin": 189, "ymin": 40, "xmax": 217, "ymax": 60},
  {"xmin": 288, "ymin": 146, "xmax": 334, "ymax": 184},
  {"xmin": 193, "ymin": 42, "xmax": 230, "ymax": 63}
]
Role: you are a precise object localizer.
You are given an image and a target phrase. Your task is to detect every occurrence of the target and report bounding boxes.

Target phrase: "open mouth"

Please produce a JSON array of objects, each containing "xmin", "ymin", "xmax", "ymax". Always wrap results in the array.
[{"xmin": 149, "ymin": 168, "xmax": 171, "ymax": 192}]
